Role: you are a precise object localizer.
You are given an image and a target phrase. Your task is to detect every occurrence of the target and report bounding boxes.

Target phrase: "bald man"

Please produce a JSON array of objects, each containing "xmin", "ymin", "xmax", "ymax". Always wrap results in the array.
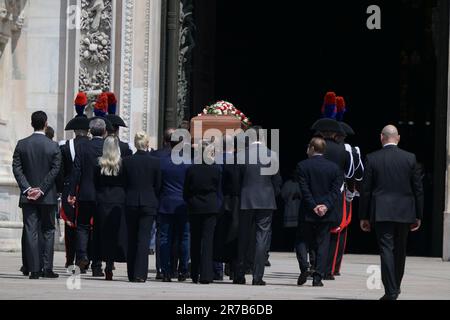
[{"xmin": 359, "ymin": 125, "xmax": 424, "ymax": 300}]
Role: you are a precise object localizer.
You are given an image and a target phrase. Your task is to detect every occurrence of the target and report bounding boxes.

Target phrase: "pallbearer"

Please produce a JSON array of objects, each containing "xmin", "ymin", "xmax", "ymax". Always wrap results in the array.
[{"xmin": 58, "ymin": 93, "xmax": 91, "ymax": 270}]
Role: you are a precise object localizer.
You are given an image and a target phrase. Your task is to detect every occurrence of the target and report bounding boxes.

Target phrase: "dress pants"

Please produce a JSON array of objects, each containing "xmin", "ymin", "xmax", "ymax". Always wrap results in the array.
[
  {"xmin": 236, "ymin": 210, "xmax": 273, "ymax": 282},
  {"xmin": 375, "ymin": 222, "xmax": 409, "ymax": 296},
  {"xmin": 159, "ymin": 214, "xmax": 190, "ymax": 277},
  {"xmin": 189, "ymin": 214, "xmax": 217, "ymax": 283},
  {"xmin": 296, "ymin": 222, "xmax": 331, "ymax": 279},
  {"xmin": 126, "ymin": 206, "xmax": 156, "ymax": 281},
  {"xmin": 64, "ymin": 224, "xmax": 77, "ymax": 267},
  {"xmin": 22, "ymin": 204, "xmax": 56, "ymax": 273},
  {"xmin": 76, "ymin": 201, "xmax": 102, "ymax": 270}
]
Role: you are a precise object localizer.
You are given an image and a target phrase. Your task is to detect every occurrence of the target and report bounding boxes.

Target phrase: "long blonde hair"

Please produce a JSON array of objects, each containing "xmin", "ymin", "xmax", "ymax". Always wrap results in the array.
[{"xmin": 98, "ymin": 136, "xmax": 122, "ymax": 176}]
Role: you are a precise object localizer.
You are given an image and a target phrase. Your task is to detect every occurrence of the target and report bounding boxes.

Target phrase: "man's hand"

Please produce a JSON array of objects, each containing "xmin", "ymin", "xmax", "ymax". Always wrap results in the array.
[
  {"xmin": 360, "ymin": 220, "xmax": 371, "ymax": 232},
  {"xmin": 314, "ymin": 205, "xmax": 328, "ymax": 217},
  {"xmin": 67, "ymin": 195, "xmax": 77, "ymax": 207},
  {"xmin": 410, "ymin": 219, "xmax": 421, "ymax": 232},
  {"xmin": 27, "ymin": 188, "xmax": 43, "ymax": 201}
]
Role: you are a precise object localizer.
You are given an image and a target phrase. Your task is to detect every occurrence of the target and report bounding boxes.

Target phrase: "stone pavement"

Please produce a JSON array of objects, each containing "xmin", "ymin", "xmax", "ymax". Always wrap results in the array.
[{"xmin": 0, "ymin": 252, "xmax": 449, "ymax": 300}]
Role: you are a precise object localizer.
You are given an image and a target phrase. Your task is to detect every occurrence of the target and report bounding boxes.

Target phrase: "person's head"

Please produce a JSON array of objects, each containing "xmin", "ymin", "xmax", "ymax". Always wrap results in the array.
[
  {"xmin": 74, "ymin": 129, "xmax": 89, "ymax": 137},
  {"xmin": 45, "ymin": 126, "xmax": 55, "ymax": 140},
  {"xmin": 109, "ymin": 125, "xmax": 120, "ymax": 136},
  {"xmin": 318, "ymin": 131, "xmax": 337, "ymax": 141},
  {"xmin": 163, "ymin": 128, "xmax": 176, "ymax": 148},
  {"xmin": 98, "ymin": 136, "xmax": 121, "ymax": 176},
  {"xmin": 31, "ymin": 111, "xmax": 48, "ymax": 132},
  {"xmin": 90, "ymin": 118, "xmax": 107, "ymax": 137},
  {"xmin": 380, "ymin": 125, "xmax": 400, "ymax": 146},
  {"xmin": 135, "ymin": 131, "xmax": 150, "ymax": 151},
  {"xmin": 335, "ymin": 132, "xmax": 346, "ymax": 144},
  {"xmin": 307, "ymin": 137, "xmax": 327, "ymax": 158}
]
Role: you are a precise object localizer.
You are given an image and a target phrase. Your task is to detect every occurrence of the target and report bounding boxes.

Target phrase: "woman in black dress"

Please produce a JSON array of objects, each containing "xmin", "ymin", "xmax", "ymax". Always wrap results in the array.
[
  {"xmin": 183, "ymin": 142, "xmax": 222, "ymax": 284},
  {"xmin": 94, "ymin": 136, "xmax": 127, "ymax": 281}
]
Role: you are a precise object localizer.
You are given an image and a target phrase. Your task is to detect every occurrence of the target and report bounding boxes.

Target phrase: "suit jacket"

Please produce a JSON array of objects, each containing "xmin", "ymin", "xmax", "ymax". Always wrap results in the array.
[
  {"xmin": 222, "ymin": 152, "xmax": 241, "ymax": 197},
  {"xmin": 122, "ymin": 150, "xmax": 161, "ymax": 208},
  {"xmin": 296, "ymin": 155, "xmax": 343, "ymax": 223},
  {"xmin": 57, "ymin": 136, "xmax": 90, "ymax": 193},
  {"xmin": 359, "ymin": 145, "xmax": 424, "ymax": 223},
  {"xmin": 93, "ymin": 166, "xmax": 126, "ymax": 204},
  {"xmin": 69, "ymin": 137, "xmax": 104, "ymax": 202},
  {"xmin": 183, "ymin": 163, "xmax": 221, "ymax": 214},
  {"xmin": 119, "ymin": 140, "xmax": 133, "ymax": 158},
  {"xmin": 238, "ymin": 143, "xmax": 282, "ymax": 210},
  {"xmin": 12, "ymin": 133, "xmax": 62, "ymax": 206},
  {"xmin": 158, "ymin": 152, "xmax": 190, "ymax": 215}
]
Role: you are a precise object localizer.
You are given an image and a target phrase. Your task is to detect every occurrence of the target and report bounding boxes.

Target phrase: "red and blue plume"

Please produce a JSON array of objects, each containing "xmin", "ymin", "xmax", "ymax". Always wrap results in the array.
[
  {"xmin": 106, "ymin": 92, "xmax": 117, "ymax": 115},
  {"xmin": 94, "ymin": 93, "xmax": 109, "ymax": 117},
  {"xmin": 336, "ymin": 96, "xmax": 346, "ymax": 122},
  {"xmin": 74, "ymin": 92, "xmax": 88, "ymax": 117},
  {"xmin": 321, "ymin": 91, "xmax": 337, "ymax": 119}
]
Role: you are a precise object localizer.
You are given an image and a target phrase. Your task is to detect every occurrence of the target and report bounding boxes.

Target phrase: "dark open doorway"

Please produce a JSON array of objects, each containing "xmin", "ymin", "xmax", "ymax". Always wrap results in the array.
[{"xmin": 189, "ymin": 0, "xmax": 448, "ymax": 257}]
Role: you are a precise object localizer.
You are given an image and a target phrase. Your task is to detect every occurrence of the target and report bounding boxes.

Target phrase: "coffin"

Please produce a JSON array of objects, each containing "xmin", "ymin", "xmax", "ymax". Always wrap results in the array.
[{"xmin": 190, "ymin": 115, "xmax": 243, "ymax": 141}]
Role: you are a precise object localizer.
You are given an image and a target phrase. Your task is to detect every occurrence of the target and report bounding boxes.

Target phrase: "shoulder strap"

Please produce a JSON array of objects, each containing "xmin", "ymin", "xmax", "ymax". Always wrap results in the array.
[
  {"xmin": 344, "ymin": 144, "xmax": 355, "ymax": 179},
  {"xmin": 69, "ymin": 139, "xmax": 76, "ymax": 162}
]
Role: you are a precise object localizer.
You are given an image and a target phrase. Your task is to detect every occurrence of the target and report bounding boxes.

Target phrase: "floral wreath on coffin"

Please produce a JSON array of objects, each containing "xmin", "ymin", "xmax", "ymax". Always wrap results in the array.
[{"xmin": 198, "ymin": 100, "xmax": 252, "ymax": 129}]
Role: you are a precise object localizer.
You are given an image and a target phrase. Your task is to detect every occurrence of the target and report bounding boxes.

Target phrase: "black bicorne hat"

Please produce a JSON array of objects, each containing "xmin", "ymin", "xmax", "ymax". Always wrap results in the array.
[
  {"xmin": 339, "ymin": 122, "xmax": 355, "ymax": 136},
  {"xmin": 311, "ymin": 118, "xmax": 345, "ymax": 135},
  {"xmin": 65, "ymin": 115, "xmax": 90, "ymax": 131},
  {"xmin": 105, "ymin": 114, "xmax": 127, "ymax": 128}
]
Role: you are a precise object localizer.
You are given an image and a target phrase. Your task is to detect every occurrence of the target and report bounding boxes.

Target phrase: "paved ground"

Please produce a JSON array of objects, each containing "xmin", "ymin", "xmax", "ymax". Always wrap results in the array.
[{"xmin": 0, "ymin": 252, "xmax": 449, "ymax": 300}]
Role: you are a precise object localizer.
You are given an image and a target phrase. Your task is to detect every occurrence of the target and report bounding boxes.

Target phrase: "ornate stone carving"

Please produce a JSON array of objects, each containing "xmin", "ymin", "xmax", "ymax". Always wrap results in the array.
[
  {"xmin": 142, "ymin": 0, "xmax": 151, "ymax": 132},
  {"xmin": 119, "ymin": 0, "xmax": 134, "ymax": 143},
  {"xmin": 78, "ymin": 0, "xmax": 113, "ymax": 94},
  {"xmin": 1, "ymin": 0, "xmax": 26, "ymax": 33},
  {"xmin": 177, "ymin": 0, "xmax": 195, "ymax": 125}
]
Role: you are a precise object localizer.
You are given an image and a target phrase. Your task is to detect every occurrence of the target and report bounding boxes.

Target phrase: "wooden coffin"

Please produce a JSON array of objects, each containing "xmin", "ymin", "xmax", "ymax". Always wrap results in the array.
[{"xmin": 190, "ymin": 115, "xmax": 243, "ymax": 141}]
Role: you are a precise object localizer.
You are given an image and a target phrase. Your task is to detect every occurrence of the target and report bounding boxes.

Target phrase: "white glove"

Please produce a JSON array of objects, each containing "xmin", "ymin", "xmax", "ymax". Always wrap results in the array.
[{"xmin": 346, "ymin": 190, "xmax": 356, "ymax": 203}]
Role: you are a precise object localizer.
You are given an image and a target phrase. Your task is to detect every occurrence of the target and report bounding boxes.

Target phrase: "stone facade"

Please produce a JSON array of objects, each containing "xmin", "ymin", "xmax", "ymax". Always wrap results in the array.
[{"xmin": 0, "ymin": 0, "xmax": 162, "ymax": 252}]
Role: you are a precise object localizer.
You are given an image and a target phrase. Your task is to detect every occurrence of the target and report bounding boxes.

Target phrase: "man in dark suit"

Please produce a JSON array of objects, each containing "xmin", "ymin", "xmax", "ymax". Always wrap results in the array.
[
  {"xmin": 296, "ymin": 137, "xmax": 343, "ymax": 287},
  {"xmin": 359, "ymin": 125, "xmax": 423, "ymax": 300},
  {"xmin": 68, "ymin": 117, "xmax": 107, "ymax": 276},
  {"xmin": 57, "ymin": 115, "xmax": 90, "ymax": 269},
  {"xmin": 12, "ymin": 111, "xmax": 62, "ymax": 279},
  {"xmin": 235, "ymin": 126, "xmax": 282, "ymax": 286}
]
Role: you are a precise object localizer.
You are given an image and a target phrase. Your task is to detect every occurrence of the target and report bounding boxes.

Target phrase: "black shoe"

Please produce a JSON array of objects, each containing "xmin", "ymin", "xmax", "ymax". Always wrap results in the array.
[
  {"xmin": 312, "ymin": 279, "xmax": 324, "ymax": 287},
  {"xmin": 213, "ymin": 274, "xmax": 224, "ymax": 281},
  {"xmin": 192, "ymin": 278, "xmax": 199, "ymax": 284},
  {"xmin": 162, "ymin": 275, "xmax": 172, "ymax": 282},
  {"xmin": 233, "ymin": 277, "xmax": 246, "ymax": 285},
  {"xmin": 77, "ymin": 258, "xmax": 90, "ymax": 270},
  {"xmin": 29, "ymin": 272, "xmax": 40, "ymax": 280},
  {"xmin": 323, "ymin": 274, "xmax": 335, "ymax": 281},
  {"xmin": 252, "ymin": 279, "xmax": 266, "ymax": 286},
  {"xmin": 199, "ymin": 280, "xmax": 211, "ymax": 284},
  {"xmin": 380, "ymin": 294, "xmax": 398, "ymax": 301},
  {"xmin": 334, "ymin": 272, "xmax": 341, "ymax": 276},
  {"xmin": 42, "ymin": 270, "xmax": 59, "ymax": 279},
  {"xmin": 297, "ymin": 272, "xmax": 309, "ymax": 286},
  {"xmin": 20, "ymin": 266, "xmax": 29, "ymax": 276},
  {"xmin": 178, "ymin": 274, "xmax": 187, "ymax": 282},
  {"xmin": 92, "ymin": 269, "xmax": 104, "ymax": 277},
  {"xmin": 155, "ymin": 271, "xmax": 163, "ymax": 280},
  {"xmin": 133, "ymin": 278, "xmax": 146, "ymax": 283},
  {"xmin": 265, "ymin": 260, "xmax": 271, "ymax": 267}
]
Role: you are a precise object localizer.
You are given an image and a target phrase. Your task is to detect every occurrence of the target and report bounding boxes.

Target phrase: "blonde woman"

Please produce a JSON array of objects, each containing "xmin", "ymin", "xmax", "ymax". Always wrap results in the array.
[
  {"xmin": 94, "ymin": 135, "xmax": 127, "ymax": 281},
  {"xmin": 122, "ymin": 131, "xmax": 161, "ymax": 282}
]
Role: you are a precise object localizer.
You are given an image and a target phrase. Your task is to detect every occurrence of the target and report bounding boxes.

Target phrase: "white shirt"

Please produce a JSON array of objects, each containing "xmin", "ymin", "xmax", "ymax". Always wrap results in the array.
[
  {"xmin": 33, "ymin": 131, "xmax": 45, "ymax": 135},
  {"xmin": 383, "ymin": 143, "xmax": 398, "ymax": 148}
]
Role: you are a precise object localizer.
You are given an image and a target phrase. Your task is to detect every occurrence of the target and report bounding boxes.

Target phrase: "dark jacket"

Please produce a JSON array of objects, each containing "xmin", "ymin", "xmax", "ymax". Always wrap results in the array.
[
  {"xmin": 239, "ymin": 143, "xmax": 282, "ymax": 210},
  {"xmin": 122, "ymin": 150, "xmax": 161, "ymax": 208},
  {"xmin": 119, "ymin": 140, "xmax": 133, "ymax": 158},
  {"xmin": 296, "ymin": 155, "xmax": 343, "ymax": 223},
  {"xmin": 12, "ymin": 133, "xmax": 62, "ymax": 206},
  {"xmin": 359, "ymin": 145, "xmax": 424, "ymax": 223},
  {"xmin": 183, "ymin": 164, "xmax": 222, "ymax": 214},
  {"xmin": 69, "ymin": 137, "xmax": 104, "ymax": 202},
  {"xmin": 57, "ymin": 136, "xmax": 90, "ymax": 193},
  {"xmin": 158, "ymin": 152, "xmax": 190, "ymax": 215},
  {"xmin": 93, "ymin": 166, "xmax": 126, "ymax": 204}
]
